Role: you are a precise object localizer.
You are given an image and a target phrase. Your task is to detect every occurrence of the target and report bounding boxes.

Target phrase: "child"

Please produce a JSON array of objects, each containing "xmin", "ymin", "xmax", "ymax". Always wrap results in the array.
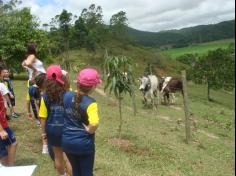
[
  {"xmin": 28, "ymin": 73, "xmax": 46, "ymax": 127},
  {"xmin": 39, "ymin": 65, "xmax": 71, "ymax": 176},
  {"xmin": 62, "ymin": 68, "xmax": 101, "ymax": 176},
  {"xmin": 2, "ymin": 69, "xmax": 20, "ymax": 118},
  {"xmin": 0, "ymin": 82, "xmax": 17, "ymax": 166},
  {"xmin": 22, "ymin": 42, "xmax": 46, "ymax": 121},
  {"xmin": 0, "ymin": 66, "xmax": 17, "ymax": 119}
]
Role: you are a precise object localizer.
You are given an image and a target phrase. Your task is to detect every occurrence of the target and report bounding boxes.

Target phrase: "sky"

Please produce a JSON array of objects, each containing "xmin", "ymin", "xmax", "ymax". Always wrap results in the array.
[{"xmin": 19, "ymin": 0, "xmax": 235, "ymax": 32}]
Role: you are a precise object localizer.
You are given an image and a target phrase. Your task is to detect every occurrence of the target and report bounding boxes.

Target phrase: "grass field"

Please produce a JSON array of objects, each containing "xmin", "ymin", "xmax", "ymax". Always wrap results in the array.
[
  {"xmin": 8, "ymin": 78, "xmax": 235, "ymax": 176},
  {"xmin": 161, "ymin": 39, "xmax": 235, "ymax": 59}
]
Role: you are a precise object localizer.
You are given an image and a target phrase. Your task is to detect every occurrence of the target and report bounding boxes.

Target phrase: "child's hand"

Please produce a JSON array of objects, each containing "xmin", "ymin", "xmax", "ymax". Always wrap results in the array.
[
  {"xmin": 10, "ymin": 94, "xmax": 14, "ymax": 99},
  {"xmin": 82, "ymin": 123, "xmax": 97, "ymax": 134},
  {"xmin": 10, "ymin": 107, "xmax": 14, "ymax": 114},
  {"xmin": 0, "ymin": 130, "xmax": 8, "ymax": 140},
  {"xmin": 27, "ymin": 113, "xmax": 33, "ymax": 120},
  {"xmin": 82, "ymin": 123, "xmax": 89, "ymax": 132}
]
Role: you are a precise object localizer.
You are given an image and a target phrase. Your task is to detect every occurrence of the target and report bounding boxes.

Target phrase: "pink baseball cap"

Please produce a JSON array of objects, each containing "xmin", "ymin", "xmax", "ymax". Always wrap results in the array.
[
  {"xmin": 46, "ymin": 65, "xmax": 64, "ymax": 85},
  {"xmin": 77, "ymin": 68, "xmax": 102, "ymax": 86}
]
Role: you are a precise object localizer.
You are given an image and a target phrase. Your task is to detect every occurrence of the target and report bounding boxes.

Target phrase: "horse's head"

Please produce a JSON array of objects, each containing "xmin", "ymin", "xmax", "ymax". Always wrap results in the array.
[{"xmin": 139, "ymin": 76, "xmax": 151, "ymax": 93}]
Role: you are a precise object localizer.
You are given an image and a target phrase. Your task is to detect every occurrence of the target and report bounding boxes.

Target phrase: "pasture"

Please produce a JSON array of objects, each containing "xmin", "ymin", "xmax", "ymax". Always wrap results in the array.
[
  {"xmin": 161, "ymin": 39, "xmax": 235, "ymax": 59},
  {"xmin": 9, "ymin": 78, "xmax": 234, "ymax": 176}
]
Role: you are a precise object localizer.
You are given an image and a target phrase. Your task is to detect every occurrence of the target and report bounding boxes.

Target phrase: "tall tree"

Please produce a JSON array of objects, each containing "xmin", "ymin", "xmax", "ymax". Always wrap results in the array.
[
  {"xmin": 55, "ymin": 9, "xmax": 73, "ymax": 70},
  {"xmin": 191, "ymin": 47, "xmax": 235, "ymax": 101},
  {"xmin": 110, "ymin": 11, "xmax": 128, "ymax": 39},
  {"xmin": 71, "ymin": 17, "xmax": 89, "ymax": 48},
  {"xmin": 80, "ymin": 4, "xmax": 104, "ymax": 51},
  {"xmin": 0, "ymin": 1, "xmax": 48, "ymax": 72}
]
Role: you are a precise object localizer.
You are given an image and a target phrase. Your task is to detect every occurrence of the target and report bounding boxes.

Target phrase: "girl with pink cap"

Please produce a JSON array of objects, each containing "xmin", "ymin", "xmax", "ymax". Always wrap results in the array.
[
  {"xmin": 62, "ymin": 68, "xmax": 101, "ymax": 176},
  {"xmin": 39, "ymin": 64, "xmax": 72, "ymax": 176}
]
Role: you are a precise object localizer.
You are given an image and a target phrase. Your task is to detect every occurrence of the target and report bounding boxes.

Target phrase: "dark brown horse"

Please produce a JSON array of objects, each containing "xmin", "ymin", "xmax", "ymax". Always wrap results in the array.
[{"xmin": 159, "ymin": 77, "xmax": 183, "ymax": 104}]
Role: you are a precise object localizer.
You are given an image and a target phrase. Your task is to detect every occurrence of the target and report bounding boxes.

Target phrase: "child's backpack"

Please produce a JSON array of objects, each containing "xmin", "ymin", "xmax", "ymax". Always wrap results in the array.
[{"xmin": 43, "ymin": 94, "xmax": 65, "ymax": 146}]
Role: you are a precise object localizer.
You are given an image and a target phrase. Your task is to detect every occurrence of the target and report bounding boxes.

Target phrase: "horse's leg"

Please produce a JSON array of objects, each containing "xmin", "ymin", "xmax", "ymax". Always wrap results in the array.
[
  {"xmin": 170, "ymin": 93, "xmax": 175, "ymax": 104},
  {"xmin": 143, "ymin": 93, "xmax": 148, "ymax": 107},
  {"xmin": 173, "ymin": 93, "xmax": 176, "ymax": 104},
  {"xmin": 163, "ymin": 93, "xmax": 167, "ymax": 104},
  {"xmin": 153, "ymin": 90, "xmax": 158, "ymax": 108},
  {"xmin": 166, "ymin": 93, "xmax": 170, "ymax": 105},
  {"xmin": 150, "ymin": 91, "xmax": 157, "ymax": 111}
]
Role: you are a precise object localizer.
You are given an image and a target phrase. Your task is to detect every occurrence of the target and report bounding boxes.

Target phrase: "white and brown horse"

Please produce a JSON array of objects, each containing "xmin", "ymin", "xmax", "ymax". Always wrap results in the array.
[{"xmin": 159, "ymin": 77, "xmax": 183, "ymax": 104}]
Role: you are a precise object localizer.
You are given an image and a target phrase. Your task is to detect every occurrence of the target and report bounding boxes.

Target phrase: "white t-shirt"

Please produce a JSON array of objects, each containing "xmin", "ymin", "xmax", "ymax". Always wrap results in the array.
[
  {"xmin": 27, "ymin": 67, "xmax": 34, "ymax": 81},
  {"xmin": 33, "ymin": 59, "xmax": 46, "ymax": 73},
  {"xmin": 0, "ymin": 83, "xmax": 10, "ymax": 107},
  {"xmin": 27, "ymin": 59, "xmax": 46, "ymax": 80}
]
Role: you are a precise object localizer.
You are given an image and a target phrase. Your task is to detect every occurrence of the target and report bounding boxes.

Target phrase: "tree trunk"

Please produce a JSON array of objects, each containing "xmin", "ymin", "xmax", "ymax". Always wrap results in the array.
[
  {"xmin": 207, "ymin": 81, "xmax": 211, "ymax": 101},
  {"xmin": 118, "ymin": 97, "xmax": 123, "ymax": 139},
  {"xmin": 64, "ymin": 37, "xmax": 70, "ymax": 71}
]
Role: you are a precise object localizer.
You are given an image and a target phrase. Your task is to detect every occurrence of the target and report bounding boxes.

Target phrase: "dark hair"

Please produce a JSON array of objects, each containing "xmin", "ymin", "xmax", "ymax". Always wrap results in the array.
[
  {"xmin": 45, "ymin": 77, "xmax": 67, "ymax": 103},
  {"xmin": 35, "ymin": 73, "xmax": 46, "ymax": 89},
  {"xmin": 27, "ymin": 42, "xmax": 37, "ymax": 56},
  {"xmin": 75, "ymin": 85, "xmax": 93, "ymax": 112},
  {"xmin": 0, "ymin": 66, "xmax": 7, "ymax": 75},
  {"xmin": 62, "ymin": 74, "xmax": 70, "ymax": 91},
  {"xmin": 0, "ymin": 66, "xmax": 4, "ymax": 72}
]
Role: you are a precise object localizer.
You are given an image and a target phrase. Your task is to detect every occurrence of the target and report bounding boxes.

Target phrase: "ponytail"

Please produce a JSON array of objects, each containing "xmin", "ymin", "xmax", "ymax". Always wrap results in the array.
[
  {"xmin": 75, "ymin": 91, "xmax": 82, "ymax": 112},
  {"xmin": 75, "ymin": 85, "xmax": 94, "ymax": 112}
]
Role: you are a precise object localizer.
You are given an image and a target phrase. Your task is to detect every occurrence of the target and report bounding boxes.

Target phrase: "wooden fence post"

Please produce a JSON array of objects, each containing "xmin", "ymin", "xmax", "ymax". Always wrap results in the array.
[
  {"xmin": 233, "ymin": 88, "xmax": 235, "ymax": 151},
  {"xmin": 181, "ymin": 70, "xmax": 191, "ymax": 144}
]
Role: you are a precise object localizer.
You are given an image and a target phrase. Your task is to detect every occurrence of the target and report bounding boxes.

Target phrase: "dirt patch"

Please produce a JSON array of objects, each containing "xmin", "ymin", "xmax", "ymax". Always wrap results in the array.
[
  {"xmin": 169, "ymin": 105, "xmax": 182, "ymax": 111},
  {"xmin": 159, "ymin": 116, "xmax": 172, "ymax": 121},
  {"xmin": 109, "ymin": 138, "xmax": 153, "ymax": 156},
  {"xmin": 198, "ymin": 130, "xmax": 219, "ymax": 139},
  {"xmin": 109, "ymin": 138, "xmax": 133, "ymax": 150}
]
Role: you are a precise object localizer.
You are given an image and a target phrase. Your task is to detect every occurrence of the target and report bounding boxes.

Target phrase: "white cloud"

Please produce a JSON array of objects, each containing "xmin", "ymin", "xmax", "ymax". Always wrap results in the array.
[{"xmin": 19, "ymin": 0, "xmax": 235, "ymax": 32}]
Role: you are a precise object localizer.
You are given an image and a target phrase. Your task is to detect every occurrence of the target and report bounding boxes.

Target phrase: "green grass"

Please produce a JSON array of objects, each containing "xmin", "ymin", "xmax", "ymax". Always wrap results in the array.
[
  {"xmin": 10, "ymin": 79, "xmax": 234, "ymax": 176},
  {"xmin": 161, "ymin": 39, "xmax": 235, "ymax": 59}
]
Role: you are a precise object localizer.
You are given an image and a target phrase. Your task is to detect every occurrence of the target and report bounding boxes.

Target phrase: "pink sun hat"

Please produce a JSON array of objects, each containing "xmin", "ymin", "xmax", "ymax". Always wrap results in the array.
[
  {"xmin": 46, "ymin": 64, "xmax": 64, "ymax": 85},
  {"xmin": 77, "ymin": 68, "xmax": 102, "ymax": 86}
]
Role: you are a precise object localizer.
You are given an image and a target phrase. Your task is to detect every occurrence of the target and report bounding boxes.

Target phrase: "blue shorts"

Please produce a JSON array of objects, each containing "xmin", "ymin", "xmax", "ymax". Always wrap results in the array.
[{"xmin": 0, "ymin": 127, "xmax": 16, "ymax": 158}]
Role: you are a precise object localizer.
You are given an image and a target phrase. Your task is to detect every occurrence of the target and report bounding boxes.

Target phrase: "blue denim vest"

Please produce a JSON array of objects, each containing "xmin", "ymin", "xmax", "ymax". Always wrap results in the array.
[
  {"xmin": 62, "ymin": 91, "xmax": 95, "ymax": 155},
  {"xmin": 44, "ymin": 94, "xmax": 65, "ymax": 147}
]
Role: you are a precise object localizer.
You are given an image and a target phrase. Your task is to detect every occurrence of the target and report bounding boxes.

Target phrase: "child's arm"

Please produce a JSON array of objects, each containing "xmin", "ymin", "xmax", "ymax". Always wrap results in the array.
[
  {"xmin": 35, "ymin": 99, "xmax": 40, "ymax": 114},
  {"xmin": 8, "ymin": 92, "xmax": 14, "ymax": 99},
  {"xmin": 40, "ymin": 118, "xmax": 47, "ymax": 144},
  {"xmin": 22, "ymin": 55, "xmax": 38, "ymax": 76},
  {"xmin": 3, "ymin": 94, "xmax": 14, "ymax": 114},
  {"xmin": 83, "ymin": 103, "xmax": 99, "ymax": 134},
  {"xmin": 0, "ymin": 124, "xmax": 8, "ymax": 140},
  {"xmin": 38, "ymin": 97, "xmax": 48, "ymax": 144}
]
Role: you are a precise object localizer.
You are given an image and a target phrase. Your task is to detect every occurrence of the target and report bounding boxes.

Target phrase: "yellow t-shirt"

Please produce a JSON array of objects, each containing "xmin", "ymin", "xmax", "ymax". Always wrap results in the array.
[
  {"xmin": 26, "ymin": 80, "xmax": 30, "ymax": 101},
  {"xmin": 38, "ymin": 97, "xmax": 99, "ymax": 125},
  {"xmin": 39, "ymin": 97, "xmax": 48, "ymax": 118}
]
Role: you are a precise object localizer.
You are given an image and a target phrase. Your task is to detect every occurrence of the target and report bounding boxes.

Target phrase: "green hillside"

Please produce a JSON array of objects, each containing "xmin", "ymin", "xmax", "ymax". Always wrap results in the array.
[
  {"xmin": 161, "ymin": 39, "xmax": 235, "ymax": 59},
  {"xmin": 52, "ymin": 44, "xmax": 187, "ymax": 78},
  {"xmin": 128, "ymin": 20, "xmax": 235, "ymax": 47}
]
